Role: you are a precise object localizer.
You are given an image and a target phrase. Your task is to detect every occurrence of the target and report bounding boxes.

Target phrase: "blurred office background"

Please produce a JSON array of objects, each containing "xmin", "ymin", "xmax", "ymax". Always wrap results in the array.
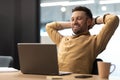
[{"xmin": 40, "ymin": 0, "xmax": 120, "ymax": 77}]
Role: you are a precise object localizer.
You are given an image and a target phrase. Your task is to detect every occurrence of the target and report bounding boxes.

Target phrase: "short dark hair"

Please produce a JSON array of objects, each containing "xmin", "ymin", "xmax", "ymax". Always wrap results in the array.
[{"xmin": 72, "ymin": 6, "xmax": 93, "ymax": 19}]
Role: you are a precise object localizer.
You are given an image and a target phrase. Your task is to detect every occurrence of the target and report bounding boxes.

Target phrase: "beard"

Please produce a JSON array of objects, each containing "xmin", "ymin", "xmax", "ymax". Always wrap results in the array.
[
  {"xmin": 72, "ymin": 28, "xmax": 81, "ymax": 35},
  {"xmin": 72, "ymin": 24, "xmax": 82, "ymax": 35},
  {"xmin": 72, "ymin": 22, "xmax": 88, "ymax": 35}
]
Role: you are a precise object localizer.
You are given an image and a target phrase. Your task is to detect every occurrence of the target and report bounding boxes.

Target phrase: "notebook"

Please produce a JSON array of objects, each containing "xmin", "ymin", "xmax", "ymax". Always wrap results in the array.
[{"xmin": 17, "ymin": 43, "xmax": 72, "ymax": 75}]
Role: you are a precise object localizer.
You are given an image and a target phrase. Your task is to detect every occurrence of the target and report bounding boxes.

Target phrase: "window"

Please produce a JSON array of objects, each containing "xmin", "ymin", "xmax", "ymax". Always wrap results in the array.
[{"xmin": 40, "ymin": 1, "xmax": 120, "ymax": 77}]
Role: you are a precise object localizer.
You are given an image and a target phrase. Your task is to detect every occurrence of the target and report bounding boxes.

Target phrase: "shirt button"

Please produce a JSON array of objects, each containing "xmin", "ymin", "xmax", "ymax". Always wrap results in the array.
[{"xmin": 65, "ymin": 38, "xmax": 69, "ymax": 41}]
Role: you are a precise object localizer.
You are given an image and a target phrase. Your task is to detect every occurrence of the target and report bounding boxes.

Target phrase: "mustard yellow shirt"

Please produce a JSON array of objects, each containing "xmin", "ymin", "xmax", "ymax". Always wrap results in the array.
[{"xmin": 46, "ymin": 15, "xmax": 119, "ymax": 74}]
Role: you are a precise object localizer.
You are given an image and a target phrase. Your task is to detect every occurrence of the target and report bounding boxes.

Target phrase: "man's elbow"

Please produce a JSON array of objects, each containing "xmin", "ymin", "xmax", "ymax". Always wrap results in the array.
[
  {"xmin": 45, "ymin": 23, "xmax": 50, "ymax": 31},
  {"xmin": 112, "ymin": 15, "xmax": 119, "ymax": 26}
]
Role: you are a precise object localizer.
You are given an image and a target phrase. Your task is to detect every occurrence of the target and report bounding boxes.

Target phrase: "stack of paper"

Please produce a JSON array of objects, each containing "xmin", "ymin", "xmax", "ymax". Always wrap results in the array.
[{"xmin": 0, "ymin": 67, "xmax": 18, "ymax": 72}]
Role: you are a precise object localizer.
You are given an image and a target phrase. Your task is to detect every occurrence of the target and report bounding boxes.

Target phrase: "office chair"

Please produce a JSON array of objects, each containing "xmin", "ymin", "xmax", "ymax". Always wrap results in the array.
[
  {"xmin": 0, "ymin": 56, "xmax": 13, "ymax": 67},
  {"xmin": 91, "ymin": 58, "xmax": 103, "ymax": 75}
]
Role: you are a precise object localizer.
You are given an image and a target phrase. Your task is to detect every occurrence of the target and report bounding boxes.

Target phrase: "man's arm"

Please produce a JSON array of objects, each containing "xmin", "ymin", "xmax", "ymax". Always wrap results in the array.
[
  {"xmin": 46, "ymin": 21, "xmax": 71, "ymax": 45},
  {"xmin": 56, "ymin": 21, "xmax": 72, "ymax": 29},
  {"xmin": 94, "ymin": 14, "xmax": 119, "ymax": 54}
]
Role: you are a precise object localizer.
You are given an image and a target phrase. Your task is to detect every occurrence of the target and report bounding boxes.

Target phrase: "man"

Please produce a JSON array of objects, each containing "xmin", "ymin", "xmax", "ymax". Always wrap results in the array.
[{"xmin": 46, "ymin": 6, "xmax": 119, "ymax": 74}]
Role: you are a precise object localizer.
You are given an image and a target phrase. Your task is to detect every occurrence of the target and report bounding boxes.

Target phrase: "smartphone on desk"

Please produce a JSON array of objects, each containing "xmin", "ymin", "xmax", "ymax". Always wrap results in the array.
[{"xmin": 75, "ymin": 75, "xmax": 93, "ymax": 78}]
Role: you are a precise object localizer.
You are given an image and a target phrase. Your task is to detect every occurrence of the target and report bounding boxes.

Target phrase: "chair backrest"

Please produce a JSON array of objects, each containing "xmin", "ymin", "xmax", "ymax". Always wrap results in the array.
[
  {"xmin": 91, "ymin": 58, "xmax": 103, "ymax": 75},
  {"xmin": 0, "ymin": 56, "xmax": 13, "ymax": 67}
]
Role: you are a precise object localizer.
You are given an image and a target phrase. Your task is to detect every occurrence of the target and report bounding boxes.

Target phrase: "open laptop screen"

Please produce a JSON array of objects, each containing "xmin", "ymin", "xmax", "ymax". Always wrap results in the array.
[{"xmin": 17, "ymin": 43, "xmax": 59, "ymax": 75}]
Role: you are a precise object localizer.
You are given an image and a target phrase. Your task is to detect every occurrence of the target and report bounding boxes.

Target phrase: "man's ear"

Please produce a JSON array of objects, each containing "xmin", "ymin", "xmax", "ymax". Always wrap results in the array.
[{"xmin": 87, "ymin": 18, "xmax": 93, "ymax": 29}]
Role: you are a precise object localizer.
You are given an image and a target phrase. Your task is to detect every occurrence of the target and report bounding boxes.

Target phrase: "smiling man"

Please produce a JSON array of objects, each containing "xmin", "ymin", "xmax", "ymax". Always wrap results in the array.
[{"xmin": 46, "ymin": 6, "xmax": 119, "ymax": 74}]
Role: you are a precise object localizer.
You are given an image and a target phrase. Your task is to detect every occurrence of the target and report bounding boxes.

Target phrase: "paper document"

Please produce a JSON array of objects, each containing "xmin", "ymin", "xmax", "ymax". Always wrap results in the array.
[{"xmin": 0, "ymin": 67, "xmax": 18, "ymax": 72}]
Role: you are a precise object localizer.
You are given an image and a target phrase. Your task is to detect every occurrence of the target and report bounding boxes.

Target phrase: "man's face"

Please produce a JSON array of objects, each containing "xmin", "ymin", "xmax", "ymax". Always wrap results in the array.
[{"xmin": 71, "ymin": 11, "xmax": 91, "ymax": 34}]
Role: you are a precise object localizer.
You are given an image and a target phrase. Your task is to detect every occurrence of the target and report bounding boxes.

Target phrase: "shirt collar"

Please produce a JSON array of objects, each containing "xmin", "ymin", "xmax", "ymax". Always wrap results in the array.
[{"xmin": 72, "ymin": 31, "xmax": 90, "ymax": 38}]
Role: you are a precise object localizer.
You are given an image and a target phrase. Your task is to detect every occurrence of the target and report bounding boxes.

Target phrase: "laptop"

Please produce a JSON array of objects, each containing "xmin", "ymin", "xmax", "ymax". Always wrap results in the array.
[{"xmin": 17, "ymin": 43, "xmax": 72, "ymax": 75}]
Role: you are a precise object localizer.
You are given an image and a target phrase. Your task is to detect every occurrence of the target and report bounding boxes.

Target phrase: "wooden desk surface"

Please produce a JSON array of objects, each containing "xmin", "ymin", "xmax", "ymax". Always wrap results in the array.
[{"xmin": 0, "ymin": 71, "xmax": 119, "ymax": 80}]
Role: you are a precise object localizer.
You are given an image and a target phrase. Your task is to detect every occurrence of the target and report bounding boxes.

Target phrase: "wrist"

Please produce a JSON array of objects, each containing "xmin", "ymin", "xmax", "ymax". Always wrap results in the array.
[
  {"xmin": 95, "ymin": 16, "xmax": 100, "ymax": 24},
  {"xmin": 103, "ymin": 13, "xmax": 110, "ymax": 24}
]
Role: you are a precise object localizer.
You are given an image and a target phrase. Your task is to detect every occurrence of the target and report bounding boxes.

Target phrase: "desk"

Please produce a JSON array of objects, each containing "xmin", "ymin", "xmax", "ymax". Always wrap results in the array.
[{"xmin": 0, "ymin": 71, "xmax": 119, "ymax": 80}]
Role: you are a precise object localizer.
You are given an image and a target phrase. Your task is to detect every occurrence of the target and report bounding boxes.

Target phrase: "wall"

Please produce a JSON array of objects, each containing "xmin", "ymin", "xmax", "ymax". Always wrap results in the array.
[{"xmin": 0, "ymin": 0, "xmax": 40, "ymax": 69}]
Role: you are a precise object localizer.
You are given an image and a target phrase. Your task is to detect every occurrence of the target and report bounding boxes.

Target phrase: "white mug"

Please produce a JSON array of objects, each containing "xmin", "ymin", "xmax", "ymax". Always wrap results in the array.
[{"xmin": 97, "ymin": 61, "xmax": 116, "ymax": 79}]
